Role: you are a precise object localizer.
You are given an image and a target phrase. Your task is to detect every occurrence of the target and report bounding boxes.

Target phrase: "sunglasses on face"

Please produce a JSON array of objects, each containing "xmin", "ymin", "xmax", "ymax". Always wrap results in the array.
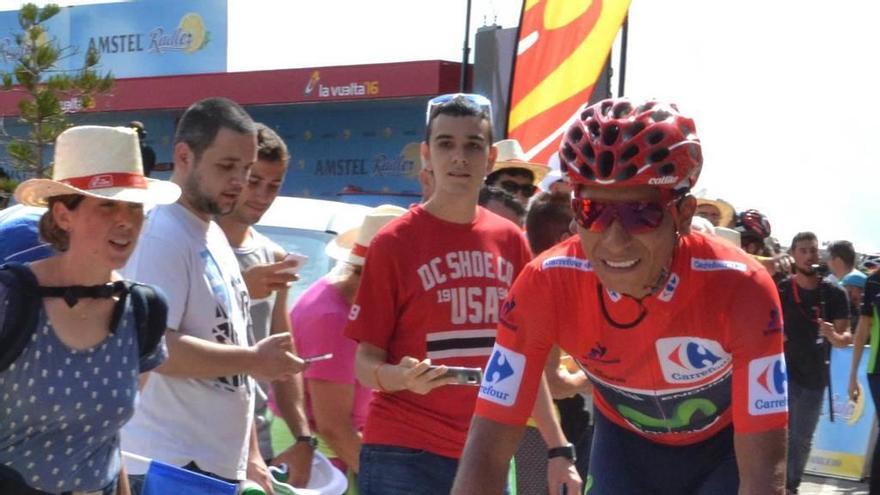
[
  {"xmin": 571, "ymin": 196, "xmax": 678, "ymax": 234},
  {"xmin": 498, "ymin": 180, "xmax": 537, "ymax": 198},
  {"xmin": 425, "ymin": 93, "xmax": 493, "ymax": 124}
]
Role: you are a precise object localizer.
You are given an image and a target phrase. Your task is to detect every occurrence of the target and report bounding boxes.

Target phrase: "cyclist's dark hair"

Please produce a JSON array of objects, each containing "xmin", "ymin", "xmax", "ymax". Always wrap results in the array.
[
  {"xmin": 478, "ymin": 185, "xmax": 525, "ymax": 219},
  {"xmin": 827, "ymin": 240, "xmax": 856, "ymax": 268},
  {"xmin": 526, "ymin": 192, "xmax": 574, "ymax": 254},
  {"xmin": 425, "ymin": 96, "xmax": 492, "ymax": 144},
  {"xmin": 790, "ymin": 231, "xmax": 817, "ymax": 250},
  {"xmin": 174, "ymin": 97, "xmax": 255, "ymax": 162},
  {"xmin": 255, "ymin": 123, "xmax": 289, "ymax": 165}
]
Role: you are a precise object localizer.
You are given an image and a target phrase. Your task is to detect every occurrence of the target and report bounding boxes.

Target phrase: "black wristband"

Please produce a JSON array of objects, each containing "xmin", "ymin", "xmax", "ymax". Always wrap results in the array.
[
  {"xmin": 295, "ymin": 435, "xmax": 318, "ymax": 448},
  {"xmin": 547, "ymin": 443, "xmax": 577, "ymax": 463}
]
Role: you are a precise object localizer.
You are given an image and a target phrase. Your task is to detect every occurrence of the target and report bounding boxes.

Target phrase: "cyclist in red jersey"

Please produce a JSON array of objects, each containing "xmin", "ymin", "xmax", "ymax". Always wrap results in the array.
[{"xmin": 452, "ymin": 98, "xmax": 787, "ymax": 495}]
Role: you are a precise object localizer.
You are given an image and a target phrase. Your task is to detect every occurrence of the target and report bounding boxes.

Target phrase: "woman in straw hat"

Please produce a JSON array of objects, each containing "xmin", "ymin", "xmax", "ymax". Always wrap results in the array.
[
  {"xmin": 0, "ymin": 126, "xmax": 180, "ymax": 494},
  {"xmin": 290, "ymin": 204, "xmax": 406, "ymax": 478}
]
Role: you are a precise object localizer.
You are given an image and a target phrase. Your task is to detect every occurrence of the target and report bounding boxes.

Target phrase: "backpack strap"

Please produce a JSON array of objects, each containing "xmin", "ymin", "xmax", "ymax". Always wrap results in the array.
[
  {"xmin": 0, "ymin": 263, "xmax": 42, "ymax": 373},
  {"xmin": 125, "ymin": 281, "xmax": 167, "ymax": 360}
]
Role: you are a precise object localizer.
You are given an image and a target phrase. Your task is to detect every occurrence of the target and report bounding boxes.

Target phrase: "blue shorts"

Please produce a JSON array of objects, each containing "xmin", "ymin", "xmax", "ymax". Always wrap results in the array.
[{"xmin": 587, "ymin": 410, "xmax": 738, "ymax": 494}]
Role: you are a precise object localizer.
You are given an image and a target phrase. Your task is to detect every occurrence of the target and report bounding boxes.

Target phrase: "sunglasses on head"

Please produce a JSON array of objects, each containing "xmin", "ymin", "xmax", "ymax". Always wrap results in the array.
[
  {"xmin": 571, "ymin": 195, "xmax": 680, "ymax": 234},
  {"xmin": 425, "ymin": 93, "xmax": 493, "ymax": 124},
  {"xmin": 498, "ymin": 180, "xmax": 537, "ymax": 198}
]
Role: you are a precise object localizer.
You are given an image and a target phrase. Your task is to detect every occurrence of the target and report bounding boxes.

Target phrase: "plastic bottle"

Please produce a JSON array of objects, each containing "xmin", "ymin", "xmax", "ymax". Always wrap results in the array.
[{"xmin": 238, "ymin": 480, "xmax": 267, "ymax": 495}]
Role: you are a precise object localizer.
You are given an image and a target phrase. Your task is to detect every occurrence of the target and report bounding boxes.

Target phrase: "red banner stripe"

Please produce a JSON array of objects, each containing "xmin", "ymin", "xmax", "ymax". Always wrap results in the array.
[{"xmin": 60, "ymin": 172, "xmax": 148, "ymax": 191}]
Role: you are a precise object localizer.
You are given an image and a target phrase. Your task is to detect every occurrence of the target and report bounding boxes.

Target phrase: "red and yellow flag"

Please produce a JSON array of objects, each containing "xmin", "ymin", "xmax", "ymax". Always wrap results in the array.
[{"xmin": 507, "ymin": 0, "xmax": 631, "ymax": 164}]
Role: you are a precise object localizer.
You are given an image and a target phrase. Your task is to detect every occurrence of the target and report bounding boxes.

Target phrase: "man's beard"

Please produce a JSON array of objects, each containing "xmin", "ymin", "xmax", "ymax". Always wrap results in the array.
[{"xmin": 185, "ymin": 174, "xmax": 233, "ymax": 216}]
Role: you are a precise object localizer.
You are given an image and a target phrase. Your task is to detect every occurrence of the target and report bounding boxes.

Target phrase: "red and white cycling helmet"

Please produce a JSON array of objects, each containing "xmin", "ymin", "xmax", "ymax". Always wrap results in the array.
[
  {"xmin": 559, "ymin": 98, "xmax": 702, "ymax": 194},
  {"xmin": 736, "ymin": 209, "xmax": 772, "ymax": 240}
]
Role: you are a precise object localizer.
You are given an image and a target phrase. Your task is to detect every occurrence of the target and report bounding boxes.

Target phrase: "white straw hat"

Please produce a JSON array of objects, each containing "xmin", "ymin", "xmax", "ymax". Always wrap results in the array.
[
  {"xmin": 491, "ymin": 139, "xmax": 550, "ymax": 185},
  {"xmin": 325, "ymin": 204, "xmax": 407, "ymax": 266},
  {"xmin": 14, "ymin": 125, "xmax": 180, "ymax": 207}
]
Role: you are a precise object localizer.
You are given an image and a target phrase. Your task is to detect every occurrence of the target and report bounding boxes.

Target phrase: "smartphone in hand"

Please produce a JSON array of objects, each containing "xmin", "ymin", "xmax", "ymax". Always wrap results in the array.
[
  {"xmin": 277, "ymin": 252, "xmax": 308, "ymax": 275},
  {"xmin": 430, "ymin": 366, "xmax": 483, "ymax": 386}
]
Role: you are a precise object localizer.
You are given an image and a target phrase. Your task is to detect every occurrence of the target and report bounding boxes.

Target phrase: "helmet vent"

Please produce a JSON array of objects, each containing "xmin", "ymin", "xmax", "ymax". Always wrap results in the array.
[
  {"xmin": 581, "ymin": 143, "xmax": 595, "ymax": 163},
  {"xmin": 659, "ymin": 163, "xmax": 676, "ymax": 176},
  {"xmin": 568, "ymin": 126, "xmax": 584, "ymax": 143},
  {"xmin": 623, "ymin": 122, "xmax": 645, "ymax": 141},
  {"xmin": 646, "ymin": 130, "xmax": 665, "ymax": 145},
  {"xmin": 600, "ymin": 100, "xmax": 614, "ymax": 116},
  {"xmin": 649, "ymin": 148, "xmax": 670, "ymax": 163},
  {"xmin": 602, "ymin": 124, "xmax": 620, "ymax": 146},
  {"xmin": 651, "ymin": 110, "xmax": 672, "ymax": 122},
  {"xmin": 597, "ymin": 151, "xmax": 614, "ymax": 177},
  {"xmin": 611, "ymin": 102, "xmax": 633, "ymax": 118},
  {"xmin": 561, "ymin": 144, "xmax": 577, "ymax": 162},
  {"xmin": 581, "ymin": 108, "xmax": 594, "ymax": 120},
  {"xmin": 636, "ymin": 102, "xmax": 656, "ymax": 113},
  {"xmin": 588, "ymin": 121, "xmax": 601, "ymax": 139},
  {"xmin": 579, "ymin": 164, "xmax": 595, "ymax": 180},
  {"xmin": 620, "ymin": 145, "xmax": 639, "ymax": 162},
  {"xmin": 617, "ymin": 164, "xmax": 638, "ymax": 181}
]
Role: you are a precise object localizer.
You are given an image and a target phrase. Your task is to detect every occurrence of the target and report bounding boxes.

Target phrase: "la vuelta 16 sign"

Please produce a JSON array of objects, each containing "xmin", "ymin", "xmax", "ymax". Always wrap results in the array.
[{"xmin": 507, "ymin": 0, "xmax": 631, "ymax": 165}]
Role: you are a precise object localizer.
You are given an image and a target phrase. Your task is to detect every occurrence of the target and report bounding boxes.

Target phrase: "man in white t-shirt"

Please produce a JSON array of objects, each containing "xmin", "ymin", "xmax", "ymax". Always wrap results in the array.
[
  {"xmin": 122, "ymin": 98, "xmax": 305, "ymax": 494},
  {"xmin": 218, "ymin": 123, "xmax": 317, "ymax": 487}
]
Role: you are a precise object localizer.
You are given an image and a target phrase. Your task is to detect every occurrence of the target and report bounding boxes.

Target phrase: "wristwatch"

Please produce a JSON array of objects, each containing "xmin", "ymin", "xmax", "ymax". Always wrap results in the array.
[
  {"xmin": 295, "ymin": 435, "xmax": 318, "ymax": 449},
  {"xmin": 547, "ymin": 443, "xmax": 577, "ymax": 463}
]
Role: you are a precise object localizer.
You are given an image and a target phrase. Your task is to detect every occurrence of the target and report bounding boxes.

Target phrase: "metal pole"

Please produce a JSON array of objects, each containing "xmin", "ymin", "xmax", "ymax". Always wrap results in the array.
[
  {"xmin": 460, "ymin": 0, "xmax": 472, "ymax": 92},
  {"xmin": 617, "ymin": 14, "xmax": 629, "ymax": 97}
]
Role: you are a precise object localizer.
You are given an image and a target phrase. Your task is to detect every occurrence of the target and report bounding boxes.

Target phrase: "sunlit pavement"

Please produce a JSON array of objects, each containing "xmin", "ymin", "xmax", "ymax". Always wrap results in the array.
[{"xmin": 800, "ymin": 474, "xmax": 869, "ymax": 494}]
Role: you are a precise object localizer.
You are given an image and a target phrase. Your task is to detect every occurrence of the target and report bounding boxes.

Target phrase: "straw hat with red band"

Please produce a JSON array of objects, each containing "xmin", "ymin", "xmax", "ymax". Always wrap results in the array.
[
  {"xmin": 325, "ymin": 204, "xmax": 407, "ymax": 266},
  {"xmin": 14, "ymin": 125, "xmax": 180, "ymax": 207},
  {"xmin": 490, "ymin": 139, "xmax": 550, "ymax": 186}
]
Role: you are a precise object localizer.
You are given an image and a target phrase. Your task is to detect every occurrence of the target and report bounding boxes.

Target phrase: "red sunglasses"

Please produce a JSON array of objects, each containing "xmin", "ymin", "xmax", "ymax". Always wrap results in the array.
[{"xmin": 571, "ymin": 196, "xmax": 680, "ymax": 234}]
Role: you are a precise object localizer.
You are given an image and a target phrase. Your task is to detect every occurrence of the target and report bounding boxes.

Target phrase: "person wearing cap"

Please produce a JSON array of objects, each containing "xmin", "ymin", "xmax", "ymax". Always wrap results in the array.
[
  {"xmin": 345, "ymin": 94, "xmax": 579, "ymax": 495},
  {"xmin": 484, "ymin": 139, "xmax": 550, "ymax": 207},
  {"xmin": 129, "ymin": 121, "xmax": 156, "ymax": 178},
  {"xmin": 0, "ymin": 125, "xmax": 180, "ymax": 494},
  {"xmin": 119, "ymin": 98, "xmax": 304, "ymax": 494},
  {"xmin": 0, "ymin": 204, "xmax": 55, "ymax": 263},
  {"xmin": 453, "ymin": 98, "xmax": 788, "ymax": 495},
  {"xmin": 290, "ymin": 204, "xmax": 406, "ymax": 479},
  {"xmin": 841, "ymin": 270, "xmax": 867, "ymax": 330},
  {"xmin": 217, "ymin": 123, "xmax": 315, "ymax": 488}
]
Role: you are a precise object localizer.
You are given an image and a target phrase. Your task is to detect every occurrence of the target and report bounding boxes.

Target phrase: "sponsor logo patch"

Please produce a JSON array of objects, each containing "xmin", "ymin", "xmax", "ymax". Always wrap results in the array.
[
  {"xmin": 748, "ymin": 354, "xmax": 788, "ymax": 415},
  {"xmin": 542, "ymin": 256, "xmax": 592, "ymax": 272},
  {"xmin": 691, "ymin": 258, "xmax": 747, "ymax": 272},
  {"xmin": 657, "ymin": 273, "xmax": 680, "ymax": 302},
  {"xmin": 647, "ymin": 176, "xmax": 678, "ymax": 185},
  {"xmin": 656, "ymin": 337, "xmax": 731, "ymax": 384},
  {"xmin": 478, "ymin": 344, "xmax": 525, "ymax": 407}
]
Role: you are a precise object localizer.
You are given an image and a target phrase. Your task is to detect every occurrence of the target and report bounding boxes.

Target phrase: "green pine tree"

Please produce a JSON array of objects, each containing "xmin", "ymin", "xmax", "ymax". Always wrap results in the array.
[{"xmin": 0, "ymin": 3, "xmax": 114, "ymax": 178}]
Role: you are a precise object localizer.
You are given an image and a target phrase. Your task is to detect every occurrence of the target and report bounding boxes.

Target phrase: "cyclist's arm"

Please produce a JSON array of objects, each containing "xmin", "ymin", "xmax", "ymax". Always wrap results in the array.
[
  {"xmin": 451, "ymin": 416, "xmax": 525, "ymax": 495},
  {"xmin": 734, "ymin": 429, "xmax": 786, "ymax": 495}
]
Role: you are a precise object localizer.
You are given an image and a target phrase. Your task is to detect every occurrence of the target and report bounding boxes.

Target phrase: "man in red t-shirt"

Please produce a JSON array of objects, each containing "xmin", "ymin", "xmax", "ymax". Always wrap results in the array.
[
  {"xmin": 345, "ymin": 94, "xmax": 578, "ymax": 495},
  {"xmin": 452, "ymin": 98, "xmax": 788, "ymax": 495}
]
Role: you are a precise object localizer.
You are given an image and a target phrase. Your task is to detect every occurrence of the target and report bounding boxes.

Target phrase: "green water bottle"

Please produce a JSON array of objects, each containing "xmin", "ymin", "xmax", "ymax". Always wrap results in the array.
[{"xmin": 238, "ymin": 480, "xmax": 267, "ymax": 495}]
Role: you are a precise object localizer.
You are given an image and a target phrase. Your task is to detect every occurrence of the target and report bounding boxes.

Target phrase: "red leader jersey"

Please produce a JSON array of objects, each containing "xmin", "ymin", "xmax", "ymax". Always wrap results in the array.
[
  {"xmin": 475, "ymin": 232, "xmax": 787, "ymax": 446},
  {"xmin": 345, "ymin": 205, "xmax": 531, "ymax": 458}
]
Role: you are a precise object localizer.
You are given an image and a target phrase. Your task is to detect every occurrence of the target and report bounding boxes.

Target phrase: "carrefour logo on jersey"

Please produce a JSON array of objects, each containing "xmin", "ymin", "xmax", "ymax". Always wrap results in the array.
[
  {"xmin": 478, "ymin": 344, "xmax": 525, "ymax": 407},
  {"xmin": 748, "ymin": 354, "xmax": 788, "ymax": 416},
  {"xmin": 656, "ymin": 337, "xmax": 732, "ymax": 384}
]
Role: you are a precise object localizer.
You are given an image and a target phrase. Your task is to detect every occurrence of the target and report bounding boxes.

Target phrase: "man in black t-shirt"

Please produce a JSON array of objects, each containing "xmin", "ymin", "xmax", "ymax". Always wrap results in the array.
[{"xmin": 778, "ymin": 231, "xmax": 851, "ymax": 494}]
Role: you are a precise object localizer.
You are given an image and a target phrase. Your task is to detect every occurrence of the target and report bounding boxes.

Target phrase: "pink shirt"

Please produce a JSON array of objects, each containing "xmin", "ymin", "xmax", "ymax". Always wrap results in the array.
[{"xmin": 291, "ymin": 277, "xmax": 371, "ymax": 431}]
